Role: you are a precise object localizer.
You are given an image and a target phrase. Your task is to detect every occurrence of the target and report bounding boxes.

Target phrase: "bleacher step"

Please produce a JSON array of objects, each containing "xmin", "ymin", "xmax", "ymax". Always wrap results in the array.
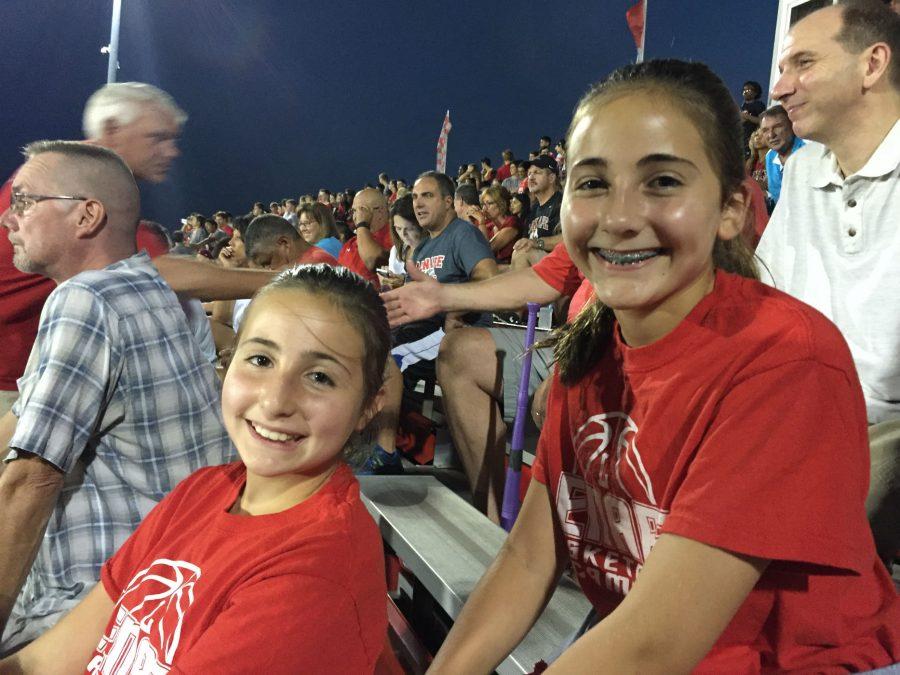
[{"xmin": 359, "ymin": 475, "xmax": 592, "ymax": 674}]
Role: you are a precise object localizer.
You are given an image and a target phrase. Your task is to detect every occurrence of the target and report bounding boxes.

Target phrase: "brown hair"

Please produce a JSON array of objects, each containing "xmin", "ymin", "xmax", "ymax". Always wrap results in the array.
[
  {"xmin": 296, "ymin": 202, "xmax": 337, "ymax": 240},
  {"xmin": 479, "ymin": 185, "xmax": 511, "ymax": 218},
  {"xmin": 836, "ymin": 0, "xmax": 900, "ymax": 91}
]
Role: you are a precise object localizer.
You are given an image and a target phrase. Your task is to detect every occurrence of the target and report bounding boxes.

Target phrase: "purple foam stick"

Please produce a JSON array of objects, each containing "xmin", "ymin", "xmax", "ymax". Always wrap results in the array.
[{"xmin": 501, "ymin": 302, "xmax": 541, "ymax": 532}]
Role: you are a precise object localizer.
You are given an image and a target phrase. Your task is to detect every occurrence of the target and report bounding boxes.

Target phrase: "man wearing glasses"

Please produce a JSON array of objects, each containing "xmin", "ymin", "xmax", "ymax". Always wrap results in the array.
[
  {"xmin": 0, "ymin": 83, "xmax": 275, "ymax": 421},
  {"xmin": 338, "ymin": 187, "xmax": 391, "ymax": 283},
  {"xmin": 0, "ymin": 141, "xmax": 233, "ymax": 652}
]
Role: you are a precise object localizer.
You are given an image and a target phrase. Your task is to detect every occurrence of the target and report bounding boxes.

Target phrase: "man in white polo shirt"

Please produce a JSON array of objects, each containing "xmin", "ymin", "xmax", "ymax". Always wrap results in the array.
[{"xmin": 757, "ymin": 0, "xmax": 900, "ymax": 563}]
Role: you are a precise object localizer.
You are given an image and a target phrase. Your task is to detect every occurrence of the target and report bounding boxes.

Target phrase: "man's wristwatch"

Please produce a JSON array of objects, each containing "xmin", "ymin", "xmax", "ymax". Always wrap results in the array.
[{"xmin": 536, "ymin": 238, "xmax": 545, "ymax": 251}]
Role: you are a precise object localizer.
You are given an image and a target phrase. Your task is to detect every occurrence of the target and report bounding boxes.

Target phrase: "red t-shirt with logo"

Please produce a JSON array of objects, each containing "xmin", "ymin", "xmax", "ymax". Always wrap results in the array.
[
  {"xmin": 90, "ymin": 462, "xmax": 387, "ymax": 674},
  {"xmin": 337, "ymin": 224, "xmax": 392, "ymax": 283},
  {"xmin": 533, "ymin": 270, "xmax": 900, "ymax": 672}
]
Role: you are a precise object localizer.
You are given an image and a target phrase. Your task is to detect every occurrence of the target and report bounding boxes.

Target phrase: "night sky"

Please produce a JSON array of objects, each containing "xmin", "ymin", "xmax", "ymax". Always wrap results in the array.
[{"xmin": 1, "ymin": 1, "xmax": 777, "ymax": 229}]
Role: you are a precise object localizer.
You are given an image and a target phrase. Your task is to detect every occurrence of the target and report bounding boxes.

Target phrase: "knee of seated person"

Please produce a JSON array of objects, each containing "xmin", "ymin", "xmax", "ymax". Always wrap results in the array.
[{"xmin": 437, "ymin": 327, "xmax": 492, "ymax": 371}]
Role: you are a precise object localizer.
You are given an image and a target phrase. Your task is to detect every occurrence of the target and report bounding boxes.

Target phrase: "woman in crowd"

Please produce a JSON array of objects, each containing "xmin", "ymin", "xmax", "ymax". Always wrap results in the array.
[
  {"xmin": 429, "ymin": 59, "xmax": 899, "ymax": 674},
  {"xmin": 745, "ymin": 128, "xmax": 769, "ymax": 195},
  {"xmin": 480, "ymin": 157, "xmax": 496, "ymax": 185},
  {"xmin": 508, "ymin": 192, "xmax": 530, "ymax": 232},
  {"xmin": 383, "ymin": 194, "xmax": 422, "ymax": 284},
  {"xmin": 471, "ymin": 185, "xmax": 520, "ymax": 265},
  {"xmin": 2, "ymin": 264, "xmax": 391, "ymax": 674},
  {"xmin": 297, "ymin": 202, "xmax": 342, "ymax": 258}
]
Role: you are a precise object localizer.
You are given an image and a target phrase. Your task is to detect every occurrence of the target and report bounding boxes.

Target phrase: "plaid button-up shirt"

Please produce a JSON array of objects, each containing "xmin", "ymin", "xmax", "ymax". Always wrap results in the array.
[{"xmin": 5, "ymin": 253, "xmax": 234, "ymax": 640}]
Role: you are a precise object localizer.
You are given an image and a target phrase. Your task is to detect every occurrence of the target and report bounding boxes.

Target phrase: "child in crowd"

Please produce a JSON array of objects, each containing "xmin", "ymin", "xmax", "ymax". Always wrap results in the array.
[
  {"xmin": 2, "ymin": 264, "xmax": 390, "ymax": 674},
  {"xmin": 429, "ymin": 60, "xmax": 899, "ymax": 673}
]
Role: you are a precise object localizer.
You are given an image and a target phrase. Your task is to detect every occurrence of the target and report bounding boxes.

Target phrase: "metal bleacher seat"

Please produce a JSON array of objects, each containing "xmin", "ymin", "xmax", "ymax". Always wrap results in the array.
[{"xmin": 359, "ymin": 475, "xmax": 592, "ymax": 674}]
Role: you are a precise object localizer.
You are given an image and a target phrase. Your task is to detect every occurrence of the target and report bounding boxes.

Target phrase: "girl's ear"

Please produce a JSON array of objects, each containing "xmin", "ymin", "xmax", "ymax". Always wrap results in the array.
[
  {"xmin": 716, "ymin": 181, "xmax": 750, "ymax": 242},
  {"xmin": 356, "ymin": 385, "xmax": 386, "ymax": 433}
]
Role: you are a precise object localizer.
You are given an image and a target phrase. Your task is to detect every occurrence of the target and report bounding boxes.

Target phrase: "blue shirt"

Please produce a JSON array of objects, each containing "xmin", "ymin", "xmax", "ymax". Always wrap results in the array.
[
  {"xmin": 314, "ymin": 236, "xmax": 342, "ymax": 259},
  {"xmin": 765, "ymin": 136, "xmax": 806, "ymax": 204}
]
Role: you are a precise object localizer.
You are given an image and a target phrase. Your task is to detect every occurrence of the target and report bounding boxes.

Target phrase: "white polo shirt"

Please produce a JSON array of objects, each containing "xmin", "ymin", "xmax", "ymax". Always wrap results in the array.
[{"xmin": 756, "ymin": 120, "xmax": 900, "ymax": 423}]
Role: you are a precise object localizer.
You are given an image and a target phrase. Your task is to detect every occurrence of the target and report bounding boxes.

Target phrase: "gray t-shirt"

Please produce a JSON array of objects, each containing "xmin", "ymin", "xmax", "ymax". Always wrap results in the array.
[{"xmin": 412, "ymin": 217, "xmax": 493, "ymax": 325}]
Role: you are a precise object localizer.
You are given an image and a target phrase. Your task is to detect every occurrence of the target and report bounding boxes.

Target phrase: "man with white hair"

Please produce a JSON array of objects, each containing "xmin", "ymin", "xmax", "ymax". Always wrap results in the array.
[
  {"xmin": 0, "ymin": 141, "xmax": 234, "ymax": 650},
  {"xmin": 0, "ymin": 82, "xmax": 273, "ymax": 418},
  {"xmin": 80, "ymin": 81, "xmax": 184, "ymax": 183}
]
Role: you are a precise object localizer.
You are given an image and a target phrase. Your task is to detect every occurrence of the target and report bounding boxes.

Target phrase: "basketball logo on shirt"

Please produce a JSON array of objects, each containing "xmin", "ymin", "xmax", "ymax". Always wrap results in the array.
[
  {"xmin": 87, "ymin": 559, "xmax": 201, "ymax": 674},
  {"xmin": 555, "ymin": 412, "xmax": 667, "ymax": 597}
]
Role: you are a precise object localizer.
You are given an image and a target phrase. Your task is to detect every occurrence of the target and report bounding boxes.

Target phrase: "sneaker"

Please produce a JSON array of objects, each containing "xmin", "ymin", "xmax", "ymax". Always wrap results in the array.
[{"xmin": 357, "ymin": 444, "xmax": 404, "ymax": 475}]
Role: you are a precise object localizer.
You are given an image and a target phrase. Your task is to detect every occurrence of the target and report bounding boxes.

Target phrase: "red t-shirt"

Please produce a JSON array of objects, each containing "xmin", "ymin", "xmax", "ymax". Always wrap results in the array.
[
  {"xmin": 89, "ymin": 462, "xmax": 387, "ymax": 674},
  {"xmin": 486, "ymin": 214, "xmax": 520, "ymax": 263},
  {"xmin": 297, "ymin": 245, "xmax": 338, "ymax": 266},
  {"xmin": 337, "ymin": 224, "xmax": 392, "ymax": 283},
  {"xmin": 495, "ymin": 163, "xmax": 512, "ymax": 182},
  {"xmin": 533, "ymin": 271, "xmax": 900, "ymax": 672}
]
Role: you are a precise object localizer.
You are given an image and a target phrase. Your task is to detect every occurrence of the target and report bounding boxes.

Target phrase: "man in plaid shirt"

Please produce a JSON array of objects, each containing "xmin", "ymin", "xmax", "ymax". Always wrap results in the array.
[{"xmin": 0, "ymin": 141, "xmax": 234, "ymax": 651}]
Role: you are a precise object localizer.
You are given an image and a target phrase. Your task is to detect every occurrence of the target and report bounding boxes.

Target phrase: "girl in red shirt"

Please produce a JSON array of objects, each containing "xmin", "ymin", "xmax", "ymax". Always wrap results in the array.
[
  {"xmin": 3, "ymin": 264, "xmax": 390, "ymax": 674},
  {"xmin": 430, "ymin": 60, "xmax": 899, "ymax": 673}
]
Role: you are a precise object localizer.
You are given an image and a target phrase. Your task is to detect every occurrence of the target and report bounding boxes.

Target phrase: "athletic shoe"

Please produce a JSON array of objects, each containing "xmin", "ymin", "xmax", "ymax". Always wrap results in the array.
[{"xmin": 357, "ymin": 444, "xmax": 404, "ymax": 475}]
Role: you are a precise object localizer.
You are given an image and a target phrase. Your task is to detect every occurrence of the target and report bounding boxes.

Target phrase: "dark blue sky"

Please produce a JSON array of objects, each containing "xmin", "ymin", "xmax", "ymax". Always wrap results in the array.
[{"xmin": 1, "ymin": 1, "xmax": 777, "ymax": 229}]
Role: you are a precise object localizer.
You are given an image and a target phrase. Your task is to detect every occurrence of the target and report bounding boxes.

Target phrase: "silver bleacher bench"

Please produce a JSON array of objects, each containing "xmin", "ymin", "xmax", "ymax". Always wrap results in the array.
[{"xmin": 359, "ymin": 475, "xmax": 592, "ymax": 674}]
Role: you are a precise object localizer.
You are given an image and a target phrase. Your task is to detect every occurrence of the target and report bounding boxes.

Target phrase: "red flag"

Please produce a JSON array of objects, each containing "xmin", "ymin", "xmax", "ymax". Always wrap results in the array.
[
  {"xmin": 436, "ymin": 110, "xmax": 452, "ymax": 173},
  {"xmin": 626, "ymin": 1, "xmax": 645, "ymax": 50}
]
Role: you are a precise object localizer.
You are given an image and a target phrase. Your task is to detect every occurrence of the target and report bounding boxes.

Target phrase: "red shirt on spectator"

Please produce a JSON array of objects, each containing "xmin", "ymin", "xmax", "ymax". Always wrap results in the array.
[
  {"xmin": 495, "ymin": 163, "xmax": 512, "ymax": 182},
  {"xmin": 485, "ymin": 215, "xmax": 520, "ymax": 264},
  {"xmin": 337, "ymin": 225, "xmax": 391, "ymax": 283}
]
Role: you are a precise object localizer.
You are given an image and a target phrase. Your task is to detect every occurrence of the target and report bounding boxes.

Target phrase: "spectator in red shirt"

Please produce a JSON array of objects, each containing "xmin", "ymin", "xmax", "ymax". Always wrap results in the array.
[
  {"xmin": 243, "ymin": 215, "xmax": 338, "ymax": 270},
  {"xmin": 470, "ymin": 186, "xmax": 520, "ymax": 264},
  {"xmin": 337, "ymin": 188, "xmax": 391, "ymax": 283},
  {"xmin": 0, "ymin": 264, "xmax": 390, "ymax": 674},
  {"xmin": 495, "ymin": 149, "xmax": 515, "ymax": 183},
  {"xmin": 480, "ymin": 157, "xmax": 496, "ymax": 185}
]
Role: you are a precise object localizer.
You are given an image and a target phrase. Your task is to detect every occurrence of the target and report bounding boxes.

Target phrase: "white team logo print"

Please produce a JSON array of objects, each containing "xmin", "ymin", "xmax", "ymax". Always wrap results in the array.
[
  {"xmin": 87, "ymin": 559, "xmax": 201, "ymax": 674},
  {"xmin": 573, "ymin": 412, "xmax": 656, "ymax": 505},
  {"xmin": 556, "ymin": 412, "xmax": 667, "ymax": 595}
]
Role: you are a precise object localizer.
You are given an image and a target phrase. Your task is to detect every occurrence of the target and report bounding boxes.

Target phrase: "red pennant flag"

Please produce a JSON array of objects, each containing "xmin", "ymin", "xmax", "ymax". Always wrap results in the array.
[
  {"xmin": 626, "ymin": 1, "xmax": 645, "ymax": 50},
  {"xmin": 436, "ymin": 110, "xmax": 452, "ymax": 173}
]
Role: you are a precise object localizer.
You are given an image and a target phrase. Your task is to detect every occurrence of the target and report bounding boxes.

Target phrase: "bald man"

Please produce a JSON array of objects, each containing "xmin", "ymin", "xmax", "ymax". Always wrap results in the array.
[
  {"xmin": 0, "ymin": 141, "xmax": 233, "ymax": 649},
  {"xmin": 338, "ymin": 187, "xmax": 392, "ymax": 282}
]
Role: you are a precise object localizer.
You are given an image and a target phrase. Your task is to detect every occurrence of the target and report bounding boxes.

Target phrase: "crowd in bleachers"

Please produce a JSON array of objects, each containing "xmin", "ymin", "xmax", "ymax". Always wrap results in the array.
[{"xmin": 0, "ymin": 0, "xmax": 899, "ymax": 672}]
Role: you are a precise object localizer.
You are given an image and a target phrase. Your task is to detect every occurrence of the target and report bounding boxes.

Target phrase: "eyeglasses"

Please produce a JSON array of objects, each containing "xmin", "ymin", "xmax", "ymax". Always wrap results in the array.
[{"xmin": 9, "ymin": 191, "xmax": 87, "ymax": 216}]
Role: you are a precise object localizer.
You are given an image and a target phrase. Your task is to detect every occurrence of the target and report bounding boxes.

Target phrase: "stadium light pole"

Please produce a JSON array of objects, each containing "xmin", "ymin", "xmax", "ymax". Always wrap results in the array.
[{"xmin": 105, "ymin": 0, "xmax": 123, "ymax": 83}]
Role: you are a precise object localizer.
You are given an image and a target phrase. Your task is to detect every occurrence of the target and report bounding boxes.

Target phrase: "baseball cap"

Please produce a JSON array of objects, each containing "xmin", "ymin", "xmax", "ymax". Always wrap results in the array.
[{"xmin": 529, "ymin": 156, "xmax": 559, "ymax": 175}]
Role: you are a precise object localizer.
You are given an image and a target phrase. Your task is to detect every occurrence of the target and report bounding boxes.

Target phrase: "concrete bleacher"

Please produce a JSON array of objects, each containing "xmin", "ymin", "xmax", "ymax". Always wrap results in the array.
[{"xmin": 359, "ymin": 475, "xmax": 592, "ymax": 674}]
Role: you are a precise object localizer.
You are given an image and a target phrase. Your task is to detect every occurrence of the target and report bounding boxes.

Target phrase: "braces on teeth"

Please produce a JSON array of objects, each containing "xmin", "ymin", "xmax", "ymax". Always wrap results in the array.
[{"xmin": 600, "ymin": 249, "xmax": 660, "ymax": 264}]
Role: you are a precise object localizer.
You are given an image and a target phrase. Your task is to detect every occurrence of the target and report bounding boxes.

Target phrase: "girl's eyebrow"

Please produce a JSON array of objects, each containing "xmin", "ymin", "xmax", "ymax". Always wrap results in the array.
[
  {"xmin": 571, "ymin": 157, "xmax": 607, "ymax": 169},
  {"xmin": 244, "ymin": 337, "xmax": 279, "ymax": 351},
  {"xmin": 571, "ymin": 154, "xmax": 698, "ymax": 170},
  {"xmin": 243, "ymin": 337, "xmax": 353, "ymax": 376},
  {"xmin": 637, "ymin": 153, "xmax": 699, "ymax": 170}
]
